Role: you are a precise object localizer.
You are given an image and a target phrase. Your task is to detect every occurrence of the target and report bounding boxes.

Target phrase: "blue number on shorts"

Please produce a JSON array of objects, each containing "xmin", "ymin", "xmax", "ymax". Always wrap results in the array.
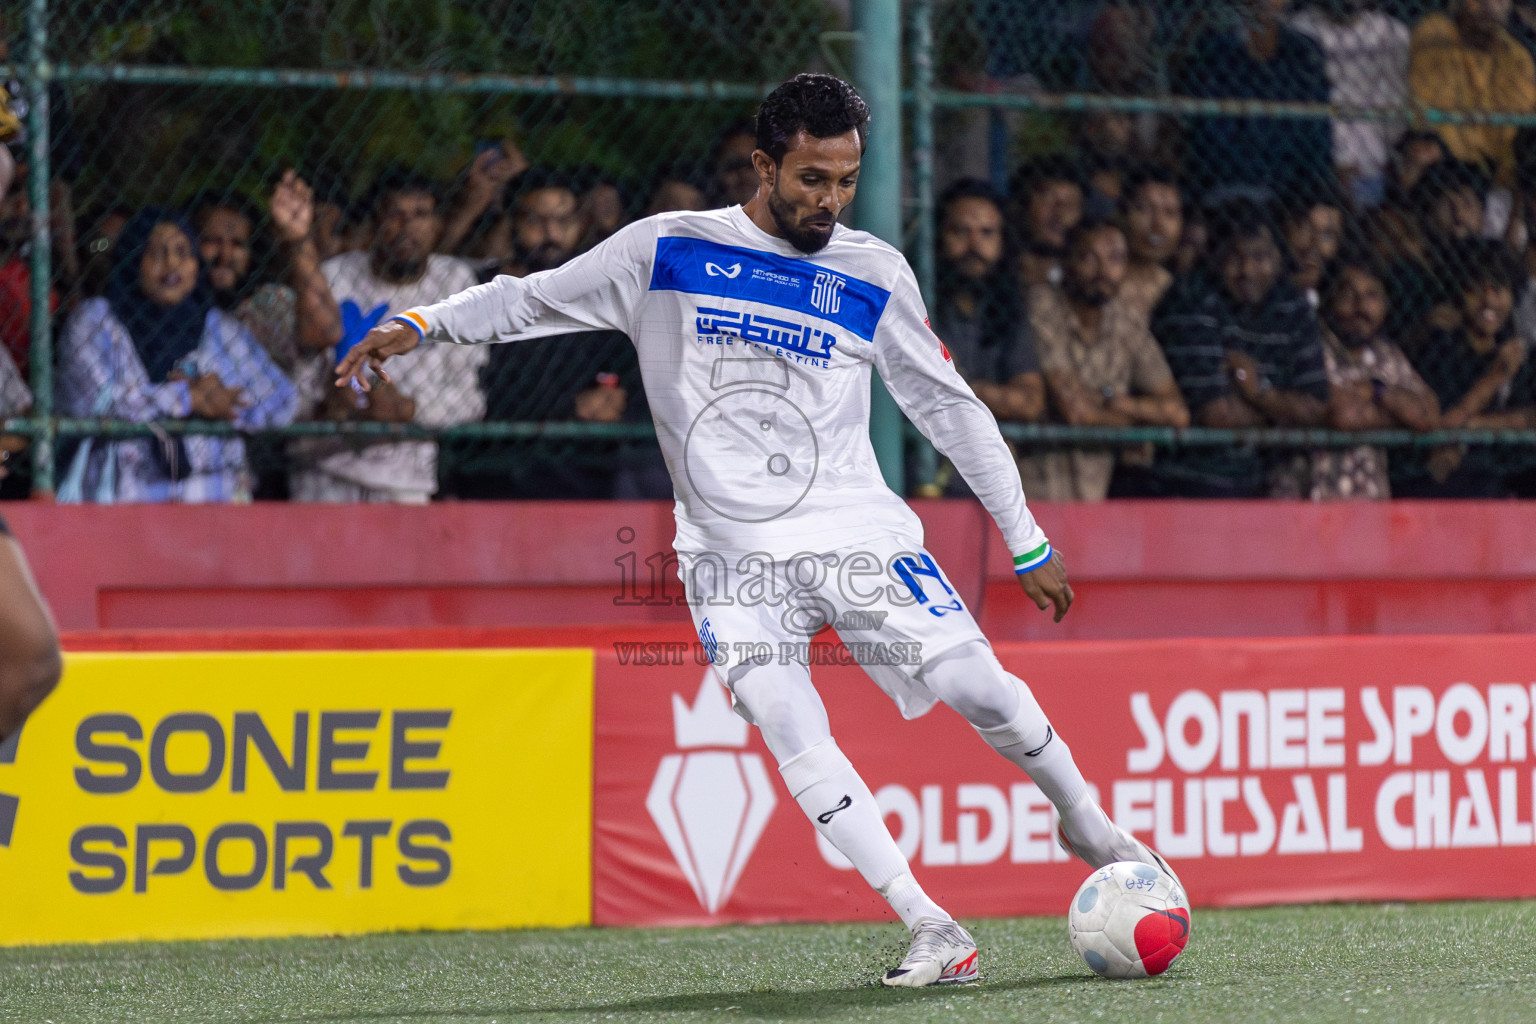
[{"xmin": 893, "ymin": 554, "xmax": 959, "ymax": 609}]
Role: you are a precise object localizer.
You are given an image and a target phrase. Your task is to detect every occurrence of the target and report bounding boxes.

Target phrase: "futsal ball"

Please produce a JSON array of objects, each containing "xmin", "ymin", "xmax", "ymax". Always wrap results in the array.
[{"xmin": 1068, "ymin": 860, "xmax": 1191, "ymax": 978}]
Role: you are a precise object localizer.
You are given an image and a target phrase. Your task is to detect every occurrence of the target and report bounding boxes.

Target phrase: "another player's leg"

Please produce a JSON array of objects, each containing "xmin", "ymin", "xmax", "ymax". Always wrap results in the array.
[
  {"xmin": 921, "ymin": 640, "xmax": 1180, "ymax": 886},
  {"xmin": 727, "ymin": 659, "xmax": 978, "ymax": 987},
  {"xmin": 0, "ymin": 528, "xmax": 62, "ymax": 742}
]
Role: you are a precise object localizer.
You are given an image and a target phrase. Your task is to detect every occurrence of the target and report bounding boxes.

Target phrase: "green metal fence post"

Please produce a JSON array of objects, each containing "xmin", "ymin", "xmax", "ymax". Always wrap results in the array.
[
  {"xmin": 24, "ymin": 0, "xmax": 51, "ymax": 495},
  {"xmin": 910, "ymin": 0, "xmax": 935, "ymax": 309},
  {"xmin": 852, "ymin": 0, "xmax": 904, "ymax": 494},
  {"xmin": 907, "ymin": 0, "xmax": 940, "ymax": 494}
]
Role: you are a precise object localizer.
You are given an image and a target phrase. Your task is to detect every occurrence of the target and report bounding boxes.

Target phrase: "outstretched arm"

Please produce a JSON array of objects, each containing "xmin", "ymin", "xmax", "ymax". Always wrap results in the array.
[
  {"xmin": 268, "ymin": 170, "xmax": 344, "ymax": 351},
  {"xmin": 871, "ymin": 264, "xmax": 1070, "ymax": 620},
  {"xmin": 336, "ymin": 219, "xmax": 655, "ymax": 389}
]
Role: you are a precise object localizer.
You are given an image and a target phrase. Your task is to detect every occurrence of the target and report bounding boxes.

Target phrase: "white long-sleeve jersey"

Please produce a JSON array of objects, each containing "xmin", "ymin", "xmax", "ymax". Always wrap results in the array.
[{"xmin": 397, "ymin": 206, "xmax": 1051, "ymax": 569}]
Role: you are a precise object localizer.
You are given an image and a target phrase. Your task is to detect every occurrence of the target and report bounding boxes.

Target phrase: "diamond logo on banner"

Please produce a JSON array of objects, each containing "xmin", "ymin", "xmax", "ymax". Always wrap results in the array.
[{"xmin": 645, "ymin": 672, "xmax": 777, "ymax": 913}]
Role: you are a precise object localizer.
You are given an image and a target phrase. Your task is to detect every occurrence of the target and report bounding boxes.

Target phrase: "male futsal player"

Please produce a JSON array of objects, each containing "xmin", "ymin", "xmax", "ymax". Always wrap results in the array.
[
  {"xmin": 338, "ymin": 74, "xmax": 1176, "ymax": 987},
  {"xmin": 0, "ymin": 513, "xmax": 61, "ymax": 742}
]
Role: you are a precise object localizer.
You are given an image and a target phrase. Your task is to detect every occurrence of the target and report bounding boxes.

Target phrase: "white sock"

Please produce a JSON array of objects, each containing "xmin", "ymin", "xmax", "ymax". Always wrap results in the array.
[
  {"xmin": 779, "ymin": 738, "xmax": 950, "ymax": 930},
  {"xmin": 880, "ymin": 872, "xmax": 942, "ymax": 930},
  {"xmin": 974, "ymin": 677, "xmax": 1115, "ymax": 855}
]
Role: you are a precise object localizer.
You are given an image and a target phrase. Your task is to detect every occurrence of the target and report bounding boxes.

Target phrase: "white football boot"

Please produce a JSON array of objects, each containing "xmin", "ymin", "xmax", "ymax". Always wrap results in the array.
[
  {"xmin": 1056, "ymin": 805, "xmax": 1185, "ymax": 892},
  {"xmin": 881, "ymin": 918, "xmax": 980, "ymax": 987}
]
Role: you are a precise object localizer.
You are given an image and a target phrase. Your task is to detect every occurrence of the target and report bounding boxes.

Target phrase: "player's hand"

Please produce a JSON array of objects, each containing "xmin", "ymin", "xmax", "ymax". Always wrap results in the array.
[
  {"xmin": 1018, "ymin": 549, "xmax": 1073, "ymax": 623},
  {"xmin": 334, "ymin": 320, "xmax": 419, "ymax": 391}
]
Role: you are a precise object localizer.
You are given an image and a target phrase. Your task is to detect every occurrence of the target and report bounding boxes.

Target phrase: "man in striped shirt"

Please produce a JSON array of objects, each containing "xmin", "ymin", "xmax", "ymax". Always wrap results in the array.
[{"xmin": 1151, "ymin": 198, "xmax": 1331, "ymax": 496}]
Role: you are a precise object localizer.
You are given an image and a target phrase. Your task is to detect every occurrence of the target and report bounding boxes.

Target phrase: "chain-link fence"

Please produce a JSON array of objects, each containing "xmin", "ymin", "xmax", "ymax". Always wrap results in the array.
[
  {"xmin": 912, "ymin": 0, "xmax": 1536, "ymax": 500},
  {"xmin": 6, "ymin": 0, "xmax": 1536, "ymax": 503}
]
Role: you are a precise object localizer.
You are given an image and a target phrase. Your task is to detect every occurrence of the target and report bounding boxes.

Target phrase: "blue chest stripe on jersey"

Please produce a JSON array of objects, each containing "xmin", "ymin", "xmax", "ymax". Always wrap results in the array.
[{"xmin": 648, "ymin": 236, "xmax": 890, "ymax": 342}]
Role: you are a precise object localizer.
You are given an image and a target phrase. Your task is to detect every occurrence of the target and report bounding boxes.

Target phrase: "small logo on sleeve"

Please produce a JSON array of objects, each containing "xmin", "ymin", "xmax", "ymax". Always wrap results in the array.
[{"xmin": 925, "ymin": 318, "xmax": 952, "ymax": 361}]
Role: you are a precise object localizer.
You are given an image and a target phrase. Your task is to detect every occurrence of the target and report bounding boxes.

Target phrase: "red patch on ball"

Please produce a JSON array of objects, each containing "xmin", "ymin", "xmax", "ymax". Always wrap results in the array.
[{"xmin": 1133, "ymin": 906, "xmax": 1190, "ymax": 976}]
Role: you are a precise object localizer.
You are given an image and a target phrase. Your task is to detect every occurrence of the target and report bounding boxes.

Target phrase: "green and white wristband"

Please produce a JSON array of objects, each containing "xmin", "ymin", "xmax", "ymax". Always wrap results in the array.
[{"xmin": 1013, "ymin": 542, "xmax": 1053, "ymax": 575}]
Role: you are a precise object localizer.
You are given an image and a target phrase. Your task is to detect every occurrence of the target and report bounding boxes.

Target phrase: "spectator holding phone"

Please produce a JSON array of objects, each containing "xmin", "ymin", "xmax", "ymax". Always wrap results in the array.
[{"xmin": 438, "ymin": 139, "xmax": 530, "ymax": 263}]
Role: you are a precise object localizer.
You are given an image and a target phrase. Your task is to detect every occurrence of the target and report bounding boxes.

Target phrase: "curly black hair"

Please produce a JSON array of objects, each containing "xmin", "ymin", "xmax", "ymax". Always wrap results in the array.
[
  {"xmin": 1319, "ymin": 246, "xmax": 1392, "ymax": 310},
  {"xmin": 504, "ymin": 166, "xmax": 577, "ymax": 217},
  {"xmin": 1451, "ymin": 237, "xmax": 1522, "ymax": 297},
  {"xmin": 754, "ymin": 73, "xmax": 870, "ymax": 165},
  {"xmin": 186, "ymin": 188, "xmax": 262, "ymax": 235},
  {"xmin": 937, "ymin": 177, "xmax": 1005, "ymax": 223},
  {"xmin": 1118, "ymin": 164, "xmax": 1182, "ymax": 215},
  {"xmin": 1207, "ymin": 196, "xmax": 1283, "ymax": 261},
  {"xmin": 368, "ymin": 166, "xmax": 441, "ymax": 214},
  {"xmin": 1008, "ymin": 155, "xmax": 1085, "ymax": 202},
  {"xmin": 1410, "ymin": 159, "xmax": 1488, "ymax": 218}
]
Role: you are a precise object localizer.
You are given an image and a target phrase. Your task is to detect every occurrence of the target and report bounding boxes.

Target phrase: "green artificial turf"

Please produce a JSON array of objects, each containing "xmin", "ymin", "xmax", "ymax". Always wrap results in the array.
[{"xmin": 2, "ymin": 901, "xmax": 1533, "ymax": 1023}]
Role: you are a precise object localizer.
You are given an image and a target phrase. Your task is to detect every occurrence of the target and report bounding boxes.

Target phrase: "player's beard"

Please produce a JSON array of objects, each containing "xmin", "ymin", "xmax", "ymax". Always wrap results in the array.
[{"xmin": 768, "ymin": 183, "xmax": 835, "ymax": 254}]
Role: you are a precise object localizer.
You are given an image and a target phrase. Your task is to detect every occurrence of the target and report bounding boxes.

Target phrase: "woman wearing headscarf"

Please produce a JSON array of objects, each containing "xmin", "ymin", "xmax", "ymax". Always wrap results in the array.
[{"xmin": 56, "ymin": 207, "xmax": 297, "ymax": 502}]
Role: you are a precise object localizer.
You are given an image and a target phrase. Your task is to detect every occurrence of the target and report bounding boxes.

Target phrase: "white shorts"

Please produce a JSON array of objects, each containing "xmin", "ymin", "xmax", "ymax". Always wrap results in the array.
[{"xmin": 678, "ymin": 534, "xmax": 989, "ymax": 720}]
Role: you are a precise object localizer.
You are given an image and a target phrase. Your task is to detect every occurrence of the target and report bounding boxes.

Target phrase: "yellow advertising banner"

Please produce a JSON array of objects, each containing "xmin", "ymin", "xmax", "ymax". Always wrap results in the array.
[{"xmin": 0, "ymin": 648, "xmax": 594, "ymax": 945}]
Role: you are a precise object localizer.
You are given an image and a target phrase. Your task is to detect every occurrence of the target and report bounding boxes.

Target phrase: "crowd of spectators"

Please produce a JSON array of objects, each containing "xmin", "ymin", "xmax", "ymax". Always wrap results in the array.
[
  {"xmin": 3, "ymin": 0, "xmax": 1536, "ymax": 502},
  {"xmin": 933, "ymin": 0, "xmax": 1536, "ymax": 500},
  {"xmin": 29, "ymin": 136, "xmax": 726, "ymax": 504}
]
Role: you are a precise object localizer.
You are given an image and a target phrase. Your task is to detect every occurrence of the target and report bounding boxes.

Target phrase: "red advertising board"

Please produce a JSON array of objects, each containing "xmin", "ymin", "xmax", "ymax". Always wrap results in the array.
[{"xmin": 594, "ymin": 633, "xmax": 1536, "ymax": 925}]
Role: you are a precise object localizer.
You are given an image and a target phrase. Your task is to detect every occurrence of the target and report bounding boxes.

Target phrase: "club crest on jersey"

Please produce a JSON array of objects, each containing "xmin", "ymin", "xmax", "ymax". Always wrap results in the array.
[
  {"xmin": 811, "ymin": 271, "xmax": 846, "ymax": 316},
  {"xmin": 705, "ymin": 262, "xmax": 741, "ymax": 279}
]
